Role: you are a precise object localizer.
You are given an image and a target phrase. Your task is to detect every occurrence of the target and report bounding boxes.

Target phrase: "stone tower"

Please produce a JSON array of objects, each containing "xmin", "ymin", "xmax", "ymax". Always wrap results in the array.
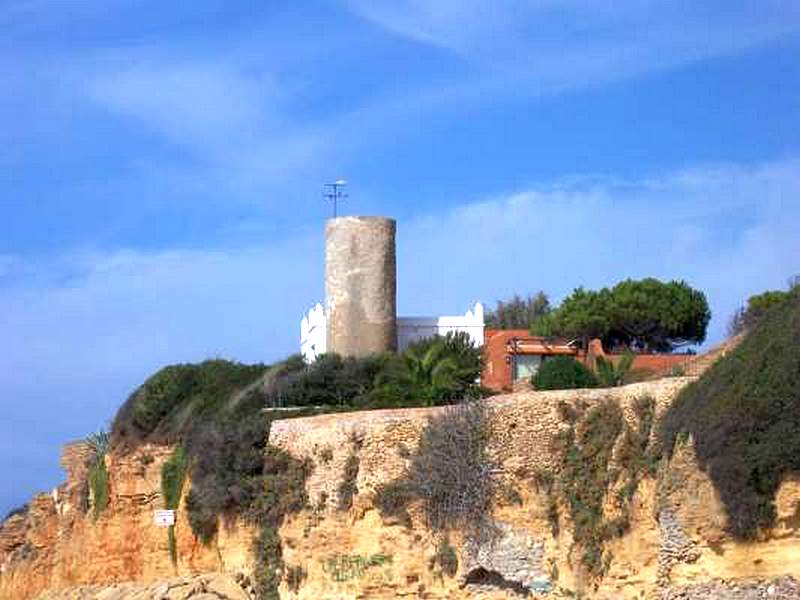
[{"xmin": 325, "ymin": 216, "xmax": 397, "ymax": 357}]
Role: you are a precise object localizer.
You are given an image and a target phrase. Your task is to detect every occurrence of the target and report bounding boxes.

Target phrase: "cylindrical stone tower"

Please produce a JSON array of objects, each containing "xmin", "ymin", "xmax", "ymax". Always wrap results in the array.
[{"xmin": 325, "ymin": 216, "xmax": 397, "ymax": 357}]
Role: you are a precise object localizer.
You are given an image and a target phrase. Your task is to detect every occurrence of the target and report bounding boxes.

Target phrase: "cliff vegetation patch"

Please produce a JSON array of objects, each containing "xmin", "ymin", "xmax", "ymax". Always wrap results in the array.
[
  {"xmin": 85, "ymin": 430, "xmax": 110, "ymax": 521},
  {"xmin": 543, "ymin": 396, "xmax": 658, "ymax": 579},
  {"xmin": 661, "ymin": 288, "xmax": 800, "ymax": 538},
  {"xmin": 161, "ymin": 444, "xmax": 187, "ymax": 565},
  {"xmin": 375, "ymin": 401, "xmax": 497, "ymax": 539}
]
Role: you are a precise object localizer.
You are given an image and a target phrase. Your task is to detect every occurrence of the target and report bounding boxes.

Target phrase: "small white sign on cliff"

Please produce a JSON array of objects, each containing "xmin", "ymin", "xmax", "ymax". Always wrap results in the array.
[{"xmin": 153, "ymin": 509, "xmax": 175, "ymax": 527}]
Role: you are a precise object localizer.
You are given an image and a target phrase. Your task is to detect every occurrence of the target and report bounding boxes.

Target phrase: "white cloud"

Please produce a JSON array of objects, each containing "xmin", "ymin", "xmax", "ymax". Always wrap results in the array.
[
  {"xmin": 345, "ymin": 1, "xmax": 800, "ymax": 93},
  {"xmin": 88, "ymin": 61, "xmax": 276, "ymax": 147},
  {"xmin": 79, "ymin": 51, "xmax": 330, "ymax": 191}
]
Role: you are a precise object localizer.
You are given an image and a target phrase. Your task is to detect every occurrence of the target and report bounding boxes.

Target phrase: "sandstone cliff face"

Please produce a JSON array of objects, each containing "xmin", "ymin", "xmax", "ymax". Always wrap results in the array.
[
  {"xmin": 266, "ymin": 379, "xmax": 800, "ymax": 599},
  {"xmin": 3, "ymin": 364, "xmax": 799, "ymax": 599},
  {"xmin": 0, "ymin": 443, "xmax": 255, "ymax": 600}
]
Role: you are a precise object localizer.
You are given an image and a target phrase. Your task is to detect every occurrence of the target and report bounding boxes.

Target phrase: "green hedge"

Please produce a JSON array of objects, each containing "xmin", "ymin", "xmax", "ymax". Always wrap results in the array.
[{"xmin": 532, "ymin": 356, "xmax": 598, "ymax": 390}]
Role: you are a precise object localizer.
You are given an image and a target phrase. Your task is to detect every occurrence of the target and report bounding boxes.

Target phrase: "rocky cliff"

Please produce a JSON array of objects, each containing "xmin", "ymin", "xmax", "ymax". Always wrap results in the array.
[
  {"xmin": 0, "ymin": 443, "xmax": 255, "ymax": 600},
  {"xmin": 265, "ymin": 379, "xmax": 800, "ymax": 599},
  {"xmin": 2, "ymin": 351, "xmax": 799, "ymax": 599}
]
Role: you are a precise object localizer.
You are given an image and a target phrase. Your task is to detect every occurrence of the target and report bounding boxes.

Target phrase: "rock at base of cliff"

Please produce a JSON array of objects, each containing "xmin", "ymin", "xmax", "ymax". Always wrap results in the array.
[{"xmin": 32, "ymin": 573, "xmax": 250, "ymax": 600}]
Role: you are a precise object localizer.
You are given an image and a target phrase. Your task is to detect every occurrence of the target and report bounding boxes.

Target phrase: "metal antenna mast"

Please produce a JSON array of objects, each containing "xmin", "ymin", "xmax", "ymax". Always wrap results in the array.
[{"xmin": 323, "ymin": 179, "xmax": 348, "ymax": 218}]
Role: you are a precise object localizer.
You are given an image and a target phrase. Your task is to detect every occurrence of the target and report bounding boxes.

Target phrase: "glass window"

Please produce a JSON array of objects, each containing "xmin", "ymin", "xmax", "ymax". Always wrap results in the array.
[{"xmin": 513, "ymin": 354, "xmax": 543, "ymax": 381}]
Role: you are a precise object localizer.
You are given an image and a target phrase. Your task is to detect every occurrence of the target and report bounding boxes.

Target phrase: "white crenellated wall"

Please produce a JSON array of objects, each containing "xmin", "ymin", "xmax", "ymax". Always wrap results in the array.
[
  {"xmin": 300, "ymin": 302, "xmax": 485, "ymax": 362},
  {"xmin": 396, "ymin": 302, "xmax": 485, "ymax": 351},
  {"xmin": 300, "ymin": 302, "xmax": 327, "ymax": 362}
]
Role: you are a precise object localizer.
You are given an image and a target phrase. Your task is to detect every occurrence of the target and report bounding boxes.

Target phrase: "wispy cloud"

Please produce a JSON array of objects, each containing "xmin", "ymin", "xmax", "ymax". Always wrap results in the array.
[
  {"xmin": 79, "ymin": 50, "xmax": 330, "ymax": 191},
  {"xmin": 345, "ymin": 1, "xmax": 800, "ymax": 92}
]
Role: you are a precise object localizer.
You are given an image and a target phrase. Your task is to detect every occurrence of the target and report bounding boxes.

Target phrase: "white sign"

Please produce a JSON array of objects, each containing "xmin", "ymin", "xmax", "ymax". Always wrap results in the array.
[{"xmin": 153, "ymin": 509, "xmax": 175, "ymax": 527}]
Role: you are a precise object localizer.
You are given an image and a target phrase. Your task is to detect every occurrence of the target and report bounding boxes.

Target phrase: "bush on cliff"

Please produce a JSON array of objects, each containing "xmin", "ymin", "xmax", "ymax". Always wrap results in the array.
[
  {"xmin": 161, "ymin": 445, "xmax": 187, "ymax": 564},
  {"xmin": 183, "ymin": 407, "xmax": 320, "ymax": 543},
  {"xmin": 263, "ymin": 353, "xmax": 391, "ymax": 408},
  {"xmin": 260, "ymin": 334, "xmax": 487, "ymax": 410},
  {"xmin": 532, "ymin": 356, "xmax": 598, "ymax": 390},
  {"xmin": 185, "ymin": 416, "xmax": 272, "ymax": 544},
  {"xmin": 374, "ymin": 401, "xmax": 497, "ymax": 538},
  {"xmin": 661, "ymin": 287, "xmax": 800, "ymax": 538},
  {"xmin": 112, "ymin": 359, "xmax": 269, "ymax": 445},
  {"xmin": 727, "ymin": 278, "xmax": 799, "ymax": 336},
  {"xmin": 85, "ymin": 429, "xmax": 110, "ymax": 520}
]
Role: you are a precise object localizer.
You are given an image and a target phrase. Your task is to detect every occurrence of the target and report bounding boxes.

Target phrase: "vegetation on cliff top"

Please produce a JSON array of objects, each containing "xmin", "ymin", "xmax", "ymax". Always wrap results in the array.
[
  {"xmin": 661, "ymin": 287, "xmax": 800, "ymax": 538},
  {"xmin": 112, "ymin": 359, "xmax": 269, "ymax": 445},
  {"xmin": 727, "ymin": 277, "xmax": 799, "ymax": 336},
  {"xmin": 111, "ymin": 332, "xmax": 485, "ymax": 449}
]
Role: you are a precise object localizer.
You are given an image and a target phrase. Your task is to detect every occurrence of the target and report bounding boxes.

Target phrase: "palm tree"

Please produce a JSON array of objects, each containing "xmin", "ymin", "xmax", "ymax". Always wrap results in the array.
[
  {"xmin": 595, "ymin": 350, "xmax": 635, "ymax": 387},
  {"xmin": 401, "ymin": 340, "xmax": 462, "ymax": 406},
  {"xmin": 85, "ymin": 429, "xmax": 110, "ymax": 465}
]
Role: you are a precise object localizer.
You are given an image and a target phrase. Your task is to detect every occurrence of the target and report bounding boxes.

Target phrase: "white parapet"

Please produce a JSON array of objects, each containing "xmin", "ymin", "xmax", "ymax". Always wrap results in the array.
[
  {"xmin": 300, "ymin": 302, "xmax": 485, "ymax": 361},
  {"xmin": 300, "ymin": 302, "xmax": 327, "ymax": 362},
  {"xmin": 397, "ymin": 302, "xmax": 485, "ymax": 351}
]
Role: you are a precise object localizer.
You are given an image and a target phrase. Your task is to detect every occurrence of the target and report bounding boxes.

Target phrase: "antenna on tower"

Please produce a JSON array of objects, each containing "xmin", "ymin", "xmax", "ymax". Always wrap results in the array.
[{"xmin": 323, "ymin": 179, "xmax": 348, "ymax": 218}]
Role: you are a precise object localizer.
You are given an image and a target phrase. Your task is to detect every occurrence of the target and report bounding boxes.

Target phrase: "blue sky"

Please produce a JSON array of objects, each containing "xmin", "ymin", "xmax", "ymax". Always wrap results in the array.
[{"xmin": 2, "ymin": 1, "xmax": 800, "ymax": 515}]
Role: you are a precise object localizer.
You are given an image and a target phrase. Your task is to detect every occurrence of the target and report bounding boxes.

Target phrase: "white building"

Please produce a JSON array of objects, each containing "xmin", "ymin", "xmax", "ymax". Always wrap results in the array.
[{"xmin": 300, "ymin": 302, "xmax": 485, "ymax": 362}]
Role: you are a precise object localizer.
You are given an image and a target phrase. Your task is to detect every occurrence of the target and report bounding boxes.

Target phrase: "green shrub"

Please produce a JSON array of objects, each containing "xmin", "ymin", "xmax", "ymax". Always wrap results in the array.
[
  {"xmin": 112, "ymin": 359, "xmax": 268, "ymax": 444},
  {"xmin": 264, "ymin": 353, "xmax": 391, "ymax": 409},
  {"xmin": 85, "ymin": 429, "xmax": 111, "ymax": 520},
  {"xmin": 594, "ymin": 351, "xmax": 634, "ymax": 387},
  {"xmin": 337, "ymin": 453, "xmax": 360, "ymax": 511},
  {"xmin": 430, "ymin": 538, "xmax": 459, "ymax": 577},
  {"xmin": 557, "ymin": 400, "xmax": 623, "ymax": 575},
  {"xmin": 532, "ymin": 356, "xmax": 598, "ymax": 390},
  {"xmin": 251, "ymin": 446, "xmax": 310, "ymax": 600},
  {"xmin": 254, "ymin": 525, "xmax": 282, "ymax": 599},
  {"xmin": 185, "ymin": 417, "xmax": 269, "ymax": 544},
  {"xmin": 661, "ymin": 288, "xmax": 800, "ymax": 538},
  {"xmin": 161, "ymin": 445, "xmax": 187, "ymax": 565},
  {"xmin": 539, "ymin": 397, "xmax": 658, "ymax": 578},
  {"xmin": 728, "ymin": 284, "xmax": 796, "ymax": 336},
  {"xmin": 374, "ymin": 481, "xmax": 414, "ymax": 527},
  {"xmin": 87, "ymin": 459, "xmax": 109, "ymax": 520},
  {"xmin": 161, "ymin": 445, "xmax": 187, "ymax": 508}
]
